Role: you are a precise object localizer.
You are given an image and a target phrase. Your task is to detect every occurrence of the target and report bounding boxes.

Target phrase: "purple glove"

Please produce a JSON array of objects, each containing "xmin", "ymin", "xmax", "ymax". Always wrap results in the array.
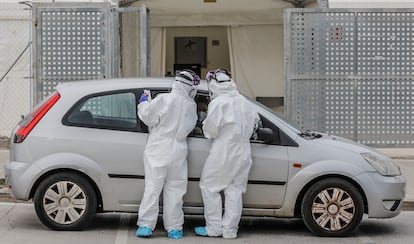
[{"xmin": 139, "ymin": 93, "xmax": 148, "ymax": 103}]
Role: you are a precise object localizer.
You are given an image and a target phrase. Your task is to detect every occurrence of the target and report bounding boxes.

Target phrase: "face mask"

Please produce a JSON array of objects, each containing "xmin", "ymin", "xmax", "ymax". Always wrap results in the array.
[
  {"xmin": 198, "ymin": 111, "xmax": 207, "ymax": 122},
  {"xmin": 209, "ymin": 90, "xmax": 218, "ymax": 100},
  {"xmin": 189, "ymin": 87, "xmax": 197, "ymax": 99}
]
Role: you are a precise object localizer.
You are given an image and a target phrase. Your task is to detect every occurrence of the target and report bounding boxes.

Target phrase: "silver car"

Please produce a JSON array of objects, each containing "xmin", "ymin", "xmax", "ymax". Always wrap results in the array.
[{"xmin": 4, "ymin": 78, "xmax": 406, "ymax": 237}]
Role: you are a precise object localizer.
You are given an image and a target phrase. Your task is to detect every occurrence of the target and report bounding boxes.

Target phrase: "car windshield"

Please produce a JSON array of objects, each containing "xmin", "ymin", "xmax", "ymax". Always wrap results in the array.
[{"xmin": 245, "ymin": 96, "xmax": 301, "ymax": 134}]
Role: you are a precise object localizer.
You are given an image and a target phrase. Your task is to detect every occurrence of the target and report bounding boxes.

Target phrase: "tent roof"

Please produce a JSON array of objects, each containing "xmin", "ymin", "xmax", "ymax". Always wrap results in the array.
[{"xmin": 125, "ymin": 0, "xmax": 316, "ymax": 26}]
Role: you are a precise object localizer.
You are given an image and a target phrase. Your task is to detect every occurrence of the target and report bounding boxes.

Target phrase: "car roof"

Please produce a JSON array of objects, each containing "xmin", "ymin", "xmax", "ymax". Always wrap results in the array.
[{"xmin": 56, "ymin": 77, "xmax": 209, "ymax": 95}]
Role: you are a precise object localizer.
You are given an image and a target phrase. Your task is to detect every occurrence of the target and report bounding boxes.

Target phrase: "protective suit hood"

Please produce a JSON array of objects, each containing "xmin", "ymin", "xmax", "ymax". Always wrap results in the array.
[
  {"xmin": 208, "ymin": 79, "xmax": 238, "ymax": 99},
  {"xmin": 172, "ymin": 79, "xmax": 197, "ymax": 99}
]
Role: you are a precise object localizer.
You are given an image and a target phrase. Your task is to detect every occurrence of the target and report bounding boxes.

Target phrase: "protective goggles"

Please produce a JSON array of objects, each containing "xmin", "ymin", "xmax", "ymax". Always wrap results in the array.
[
  {"xmin": 175, "ymin": 69, "xmax": 200, "ymax": 86},
  {"xmin": 205, "ymin": 69, "xmax": 232, "ymax": 83}
]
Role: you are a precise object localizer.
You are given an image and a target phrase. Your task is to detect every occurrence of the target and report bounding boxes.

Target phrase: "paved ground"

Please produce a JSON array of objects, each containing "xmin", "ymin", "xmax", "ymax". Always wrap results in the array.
[{"xmin": 1, "ymin": 202, "xmax": 414, "ymax": 244}]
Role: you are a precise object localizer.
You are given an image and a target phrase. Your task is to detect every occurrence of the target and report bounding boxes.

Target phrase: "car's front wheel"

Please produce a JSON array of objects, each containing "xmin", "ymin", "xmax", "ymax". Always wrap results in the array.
[
  {"xmin": 34, "ymin": 172, "xmax": 97, "ymax": 230},
  {"xmin": 301, "ymin": 177, "xmax": 364, "ymax": 237}
]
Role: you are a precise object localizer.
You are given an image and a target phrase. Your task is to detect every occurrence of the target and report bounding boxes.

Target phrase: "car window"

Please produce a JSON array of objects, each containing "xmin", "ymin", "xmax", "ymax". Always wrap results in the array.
[
  {"xmin": 63, "ymin": 91, "xmax": 138, "ymax": 131},
  {"xmin": 244, "ymin": 96, "xmax": 301, "ymax": 134},
  {"xmin": 136, "ymin": 89, "xmax": 210, "ymax": 137},
  {"xmin": 135, "ymin": 88, "xmax": 173, "ymax": 133},
  {"xmin": 189, "ymin": 92, "xmax": 210, "ymax": 138},
  {"xmin": 82, "ymin": 93, "xmax": 136, "ymax": 120},
  {"xmin": 252, "ymin": 114, "xmax": 298, "ymax": 147},
  {"xmin": 249, "ymin": 114, "xmax": 281, "ymax": 145},
  {"xmin": 187, "ymin": 93, "xmax": 295, "ymax": 146}
]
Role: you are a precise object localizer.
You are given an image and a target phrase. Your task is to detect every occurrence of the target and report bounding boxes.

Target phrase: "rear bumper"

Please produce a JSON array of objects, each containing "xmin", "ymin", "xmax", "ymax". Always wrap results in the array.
[
  {"xmin": 4, "ymin": 160, "xmax": 41, "ymax": 200},
  {"xmin": 355, "ymin": 172, "xmax": 406, "ymax": 218}
]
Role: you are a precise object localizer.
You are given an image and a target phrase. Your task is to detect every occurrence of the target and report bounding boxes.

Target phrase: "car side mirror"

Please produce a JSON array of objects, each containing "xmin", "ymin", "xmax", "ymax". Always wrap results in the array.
[{"xmin": 257, "ymin": 128, "xmax": 274, "ymax": 144}]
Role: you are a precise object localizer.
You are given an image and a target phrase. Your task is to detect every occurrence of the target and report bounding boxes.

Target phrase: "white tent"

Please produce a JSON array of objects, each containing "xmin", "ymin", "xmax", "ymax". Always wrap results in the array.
[{"xmin": 123, "ymin": 0, "xmax": 319, "ymax": 102}]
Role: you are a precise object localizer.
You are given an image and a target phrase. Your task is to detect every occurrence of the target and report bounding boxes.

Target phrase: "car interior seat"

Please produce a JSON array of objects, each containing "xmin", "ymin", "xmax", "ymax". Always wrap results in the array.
[{"xmin": 68, "ymin": 110, "xmax": 95, "ymax": 125}]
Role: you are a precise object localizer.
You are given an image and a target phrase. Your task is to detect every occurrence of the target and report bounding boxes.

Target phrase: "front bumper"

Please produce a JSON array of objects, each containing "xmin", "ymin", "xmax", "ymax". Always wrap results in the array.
[
  {"xmin": 4, "ymin": 160, "xmax": 41, "ymax": 200},
  {"xmin": 355, "ymin": 172, "xmax": 406, "ymax": 218}
]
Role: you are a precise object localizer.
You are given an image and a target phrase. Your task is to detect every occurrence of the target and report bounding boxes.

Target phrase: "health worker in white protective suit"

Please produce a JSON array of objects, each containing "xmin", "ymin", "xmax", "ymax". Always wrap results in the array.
[
  {"xmin": 195, "ymin": 69, "xmax": 259, "ymax": 239},
  {"xmin": 136, "ymin": 70, "xmax": 200, "ymax": 239}
]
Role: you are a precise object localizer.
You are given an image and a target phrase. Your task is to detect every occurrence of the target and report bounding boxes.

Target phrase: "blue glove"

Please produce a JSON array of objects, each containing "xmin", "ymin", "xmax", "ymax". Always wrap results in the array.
[{"xmin": 139, "ymin": 93, "xmax": 148, "ymax": 103}]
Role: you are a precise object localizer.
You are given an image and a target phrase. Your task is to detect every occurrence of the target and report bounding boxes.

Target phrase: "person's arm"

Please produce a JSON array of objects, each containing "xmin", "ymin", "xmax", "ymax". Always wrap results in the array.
[
  {"xmin": 137, "ymin": 95, "xmax": 166, "ymax": 127},
  {"xmin": 202, "ymin": 101, "xmax": 223, "ymax": 139}
]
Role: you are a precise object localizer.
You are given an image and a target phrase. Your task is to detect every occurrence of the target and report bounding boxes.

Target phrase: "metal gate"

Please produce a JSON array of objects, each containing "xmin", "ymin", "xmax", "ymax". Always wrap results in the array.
[
  {"xmin": 284, "ymin": 8, "xmax": 414, "ymax": 147},
  {"xmin": 32, "ymin": 3, "xmax": 150, "ymax": 104}
]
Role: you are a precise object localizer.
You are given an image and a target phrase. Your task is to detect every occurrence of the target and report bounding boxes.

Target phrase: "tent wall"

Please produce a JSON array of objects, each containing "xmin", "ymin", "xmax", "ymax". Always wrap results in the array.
[
  {"xmin": 228, "ymin": 25, "xmax": 284, "ymax": 100},
  {"xmin": 165, "ymin": 26, "xmax": 230, "ymax": 78},
  {"xmin": 149, "ymin": 24, "xmax": 285, "ymax": 102},
  {"xmin": 120, "ymin": 12, "xmax": 141, "ymax": 78},
  {"xmin": 150, "ymin": 27, "xmax": 166, "ymax": 77},
  {"xmin": 124, "ymin": 0, "xmax": 302, "ymax": 106}
]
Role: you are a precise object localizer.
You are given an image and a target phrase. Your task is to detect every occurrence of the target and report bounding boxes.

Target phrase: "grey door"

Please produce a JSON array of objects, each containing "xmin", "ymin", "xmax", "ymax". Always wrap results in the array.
[{"xmin": 185, "ymin": 113, "xmax": 289, "ymax": 209}]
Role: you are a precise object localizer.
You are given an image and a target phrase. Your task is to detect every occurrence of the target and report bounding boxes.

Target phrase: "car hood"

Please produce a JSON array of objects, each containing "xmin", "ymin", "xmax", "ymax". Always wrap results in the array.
[{"xmin": 313, "ymin": 134, "xmax": 388, "ymax": 157}]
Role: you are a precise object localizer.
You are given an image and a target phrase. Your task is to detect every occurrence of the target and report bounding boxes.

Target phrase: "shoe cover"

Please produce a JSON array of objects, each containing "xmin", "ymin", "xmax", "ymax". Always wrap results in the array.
[
  {"xmin": 194, "ymin": 227, "xmax": 208, "ymax": 237},
  {"xmin": 168, "ymin": 230, "xmax": 183, "ymax": 239},
  {"xmin": 136, "ymin": 226, "xmax": 152, "ymax": 237}
]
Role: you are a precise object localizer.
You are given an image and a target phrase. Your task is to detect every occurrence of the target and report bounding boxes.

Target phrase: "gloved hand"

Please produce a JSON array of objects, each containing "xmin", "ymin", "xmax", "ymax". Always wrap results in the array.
[{"xmin": 139, "ymin": 93, "xmax": 148, "ymax": 103}]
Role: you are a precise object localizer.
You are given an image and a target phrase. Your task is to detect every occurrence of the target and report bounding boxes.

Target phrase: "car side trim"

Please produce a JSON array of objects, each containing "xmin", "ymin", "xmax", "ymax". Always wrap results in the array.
[
  {"xmin": 247, "ymin": 180, "xmax": 286, "ymax": 186},
  {"xmin": 108, "ymin": 174, "xmax": 286, "ymax": 186},
  {"xmin": 108, "ymin": 174, "xmax": 145, "ymax": 179}
]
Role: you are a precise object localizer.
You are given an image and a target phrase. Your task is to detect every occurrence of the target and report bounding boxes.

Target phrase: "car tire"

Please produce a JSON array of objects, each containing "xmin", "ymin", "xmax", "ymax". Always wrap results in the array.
[
  {"xmin": 34, "ymin": 172, "xmax": 97, "ymax": 231},
  {"xmin": 301, "ymin": 177, "xmax": 364, "ymax": 237}
]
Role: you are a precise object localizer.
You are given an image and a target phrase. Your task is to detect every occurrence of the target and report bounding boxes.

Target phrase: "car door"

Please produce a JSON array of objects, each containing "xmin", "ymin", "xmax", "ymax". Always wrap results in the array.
[
  {"xmin": 185, "ymin": 96, "xmax": 290, "ymax": 209},
  {"xmin": 246, "ymin": 114, "xmax": 290, "ymax": 209},
  {"xmin": 185, "ymin": 93, "xmax": 212, "ymax": 208}
]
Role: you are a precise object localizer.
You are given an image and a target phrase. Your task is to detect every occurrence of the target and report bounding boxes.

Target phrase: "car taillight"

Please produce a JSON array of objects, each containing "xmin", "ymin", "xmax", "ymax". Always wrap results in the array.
[{"xmin": 14, "ymin": 92, "xmax": 61, "ymax": 143}]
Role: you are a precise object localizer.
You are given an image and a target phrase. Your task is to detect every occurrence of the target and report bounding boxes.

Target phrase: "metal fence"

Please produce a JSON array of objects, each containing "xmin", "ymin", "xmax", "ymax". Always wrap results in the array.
[
  {"xmin": 285, "ymin": 8, "xmax": 414, "ymax": 147},
  {"xmin": 32, "ymin": 3, "xmax": 150, "ymax": 104},
  {"xmin": 0, "ymin": 3, "xmax": 31, "ymax": 137},
  {"xmin": 0, "ymin": 2, "xmax": 150, "ymax": 138},
  {"xmin": 33, "ymin": 3, "xmax": 112, "ymax": 104}
]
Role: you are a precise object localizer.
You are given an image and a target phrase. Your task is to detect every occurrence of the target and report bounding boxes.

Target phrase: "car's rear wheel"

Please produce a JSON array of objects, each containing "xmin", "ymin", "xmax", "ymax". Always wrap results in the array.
[
  {"xmin": 301, "ymin": 177, "xmax": 364, "ymax": 237},
  {"xmin": 34, "ymin": 172, "xmax": 97, "ymax": 230}
]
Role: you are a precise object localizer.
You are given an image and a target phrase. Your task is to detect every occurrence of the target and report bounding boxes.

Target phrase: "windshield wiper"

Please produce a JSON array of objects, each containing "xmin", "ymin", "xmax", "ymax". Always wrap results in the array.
[{"xmin": 299, "ymin": 130, "xmax": 322, "ymax": 139}]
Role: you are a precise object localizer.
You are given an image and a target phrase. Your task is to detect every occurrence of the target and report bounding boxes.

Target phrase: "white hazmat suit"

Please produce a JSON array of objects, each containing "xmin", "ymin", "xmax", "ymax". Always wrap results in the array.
[
  {"xmin": 136, "ymin": 76, "xmax": 198, "ymax": 233},
  {"xmin": 199, "ymin": 72, "xmax": 259, "ymax": 238}
]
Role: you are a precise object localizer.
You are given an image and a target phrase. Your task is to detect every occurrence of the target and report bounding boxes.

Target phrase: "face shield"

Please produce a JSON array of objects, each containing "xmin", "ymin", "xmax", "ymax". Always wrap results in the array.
[
  {"xmin": 205, "ymin": 69, "xmax": 232, "ymax": 99},
  {"xmin": 175, "ymin": 69, "xmax": 200, "ymax": 98}
]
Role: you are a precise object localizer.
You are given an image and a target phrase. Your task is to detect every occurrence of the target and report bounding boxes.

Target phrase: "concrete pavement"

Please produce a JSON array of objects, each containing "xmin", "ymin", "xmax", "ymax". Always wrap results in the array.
[
  {"xmin": 1, "ymin": 203, "xmax": 414, "ymax": 243},
  {"xmin": 0, "ymin": 146, "xmax": 413, "ymax": 203}
]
